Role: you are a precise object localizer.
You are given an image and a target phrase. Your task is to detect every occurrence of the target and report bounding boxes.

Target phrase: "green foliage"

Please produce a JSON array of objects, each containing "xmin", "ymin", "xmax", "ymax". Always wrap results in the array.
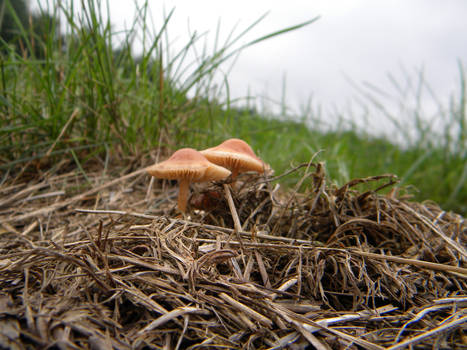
[{"xmin": 0, "ymin": 0, "xmax": 28, "ymax": 45}]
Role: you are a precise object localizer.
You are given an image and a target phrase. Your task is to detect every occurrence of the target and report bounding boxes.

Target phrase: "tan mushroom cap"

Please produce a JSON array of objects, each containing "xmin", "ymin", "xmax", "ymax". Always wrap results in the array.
[
  {"xmin": 146, "ymin": 148, "xmax": 231, "ymax": 212},
  {"xmin": 147, "ymin": 148, "xmax": 231, "ymax": 182},
  {"xmin": 200, "ymin": 138, "xmax": 267, "ymax": 179}
]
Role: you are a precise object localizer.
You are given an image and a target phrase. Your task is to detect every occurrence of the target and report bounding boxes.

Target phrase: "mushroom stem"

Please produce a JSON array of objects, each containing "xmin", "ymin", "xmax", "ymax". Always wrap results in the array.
[
  {"xmin": 231, "ymin": 168, "xmax": 239, "ymax": 182},
  {"xmin": 177, "ymin": 179, "xmax": 190, "ymax": 213}
]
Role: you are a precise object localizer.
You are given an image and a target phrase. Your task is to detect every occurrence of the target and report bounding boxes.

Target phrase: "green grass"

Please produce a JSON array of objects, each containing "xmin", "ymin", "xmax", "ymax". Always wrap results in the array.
[{"xmin": 0, "ymin": 0, "xmax": 465, "ymax": 215}]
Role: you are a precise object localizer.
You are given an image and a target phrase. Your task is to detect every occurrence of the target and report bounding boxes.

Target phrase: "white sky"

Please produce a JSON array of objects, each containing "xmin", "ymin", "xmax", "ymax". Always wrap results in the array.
[{"xmin": 33, "ymin": 0, "xmax": 467, "ymax": 137}]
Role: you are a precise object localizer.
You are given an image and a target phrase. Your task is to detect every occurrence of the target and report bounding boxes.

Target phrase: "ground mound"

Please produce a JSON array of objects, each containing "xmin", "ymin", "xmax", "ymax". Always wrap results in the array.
[{"xmin": 1, "ymin": 161, "xmax": 466, "ymax": 349}]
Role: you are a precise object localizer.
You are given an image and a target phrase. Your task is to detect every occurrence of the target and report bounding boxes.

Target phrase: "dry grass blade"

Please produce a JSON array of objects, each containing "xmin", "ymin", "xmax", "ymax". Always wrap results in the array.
[
  {"xmin": 265, "ymin": 332, "xmax": 301, "ymax": 350},
  {"xmin": 399, "ymin": 201, "xmax": 467, "ymax": 259},
  {"xmin": 0, "ymin": 181, "xmax": 50, "ymax": 208},
  {"xmin": 219, "ymin": 293, "xmax": 273, "ymax": 328},
  {"xmin": 45, "ymin": 108, "xmax": 79, "ymax": 158},
  {"xmin": 388, "ymin": 314, "xmax": 467, "ymax": 350},
  {"xmin": 224, "ymin": 184, "xmax": 242, "ymax": 233},
  {"xmin": 138, "ymin": 307, "xmax": 210, "ymax": 335},
  {"xmin": 350, "ymin": 250, "xmax": 467, "ymax": 277}
]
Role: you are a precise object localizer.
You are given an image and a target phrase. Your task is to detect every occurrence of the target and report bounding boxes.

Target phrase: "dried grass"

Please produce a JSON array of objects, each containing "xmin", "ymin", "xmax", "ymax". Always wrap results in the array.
[{"xmin": 1, "ymin": 160, "xmax": 466, "ymax": 349}]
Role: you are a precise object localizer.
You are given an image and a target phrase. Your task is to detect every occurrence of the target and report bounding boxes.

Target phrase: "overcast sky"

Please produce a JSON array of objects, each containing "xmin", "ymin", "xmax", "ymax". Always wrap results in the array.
[{"xmin": 34, "ymin": 0, "xmax": 467, "ymax": 135}]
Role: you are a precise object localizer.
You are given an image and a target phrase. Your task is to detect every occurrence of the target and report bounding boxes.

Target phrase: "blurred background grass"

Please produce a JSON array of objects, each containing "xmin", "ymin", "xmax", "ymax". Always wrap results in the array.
[{"xmin": 0, "ymin": 0, "xmax": 465, "ymax": 215}]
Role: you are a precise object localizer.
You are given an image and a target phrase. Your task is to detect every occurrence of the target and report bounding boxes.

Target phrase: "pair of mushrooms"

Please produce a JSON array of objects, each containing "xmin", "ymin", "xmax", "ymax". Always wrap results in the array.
[{"xmin": 146, "ymin": 138, "xmax": 268, "ymax": 213}]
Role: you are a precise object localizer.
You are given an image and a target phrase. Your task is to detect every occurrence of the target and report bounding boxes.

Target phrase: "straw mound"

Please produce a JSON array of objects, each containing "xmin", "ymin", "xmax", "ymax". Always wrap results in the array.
[{"xmin": 0, "ymin": 161, "xmax": 466, "ymax": 349}]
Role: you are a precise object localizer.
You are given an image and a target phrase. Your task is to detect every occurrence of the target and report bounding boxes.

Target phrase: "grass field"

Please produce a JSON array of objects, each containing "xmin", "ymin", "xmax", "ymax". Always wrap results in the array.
[{"xmin": 1, "ymin": 0, "xmax": 466, "ymax": 215}]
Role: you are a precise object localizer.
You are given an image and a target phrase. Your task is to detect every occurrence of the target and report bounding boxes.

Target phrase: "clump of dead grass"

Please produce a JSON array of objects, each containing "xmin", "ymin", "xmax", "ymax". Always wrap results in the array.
[{"xmin": 0, "ymin": 160, "xmax": 466, "ymax": 349}]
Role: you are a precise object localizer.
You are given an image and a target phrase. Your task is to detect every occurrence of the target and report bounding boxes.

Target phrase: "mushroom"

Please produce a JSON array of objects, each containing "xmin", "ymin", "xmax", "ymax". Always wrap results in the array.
[
  {"xmin": 146, "ymin": 148, "xmax": 231, "ymax": 213},
  {"xmin": 200, "ymin": 138, "xmax": 268, "ymax": 181}
]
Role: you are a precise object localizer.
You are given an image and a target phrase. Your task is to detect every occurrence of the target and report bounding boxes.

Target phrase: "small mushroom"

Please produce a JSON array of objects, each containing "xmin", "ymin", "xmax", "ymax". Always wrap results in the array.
[
  {"xmin": 146, "ymin": 148, "xmax": 231, "ymax": 213},
  {"xmin": 200, "ymin": 138, "xmax": 268, "ymax": 180}
]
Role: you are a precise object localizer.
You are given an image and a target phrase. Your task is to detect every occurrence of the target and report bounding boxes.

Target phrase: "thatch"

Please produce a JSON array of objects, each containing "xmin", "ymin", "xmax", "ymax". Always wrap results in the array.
[{"xmin": 0, "ymin": 160, "xmax": 466, "ymax": 349}]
